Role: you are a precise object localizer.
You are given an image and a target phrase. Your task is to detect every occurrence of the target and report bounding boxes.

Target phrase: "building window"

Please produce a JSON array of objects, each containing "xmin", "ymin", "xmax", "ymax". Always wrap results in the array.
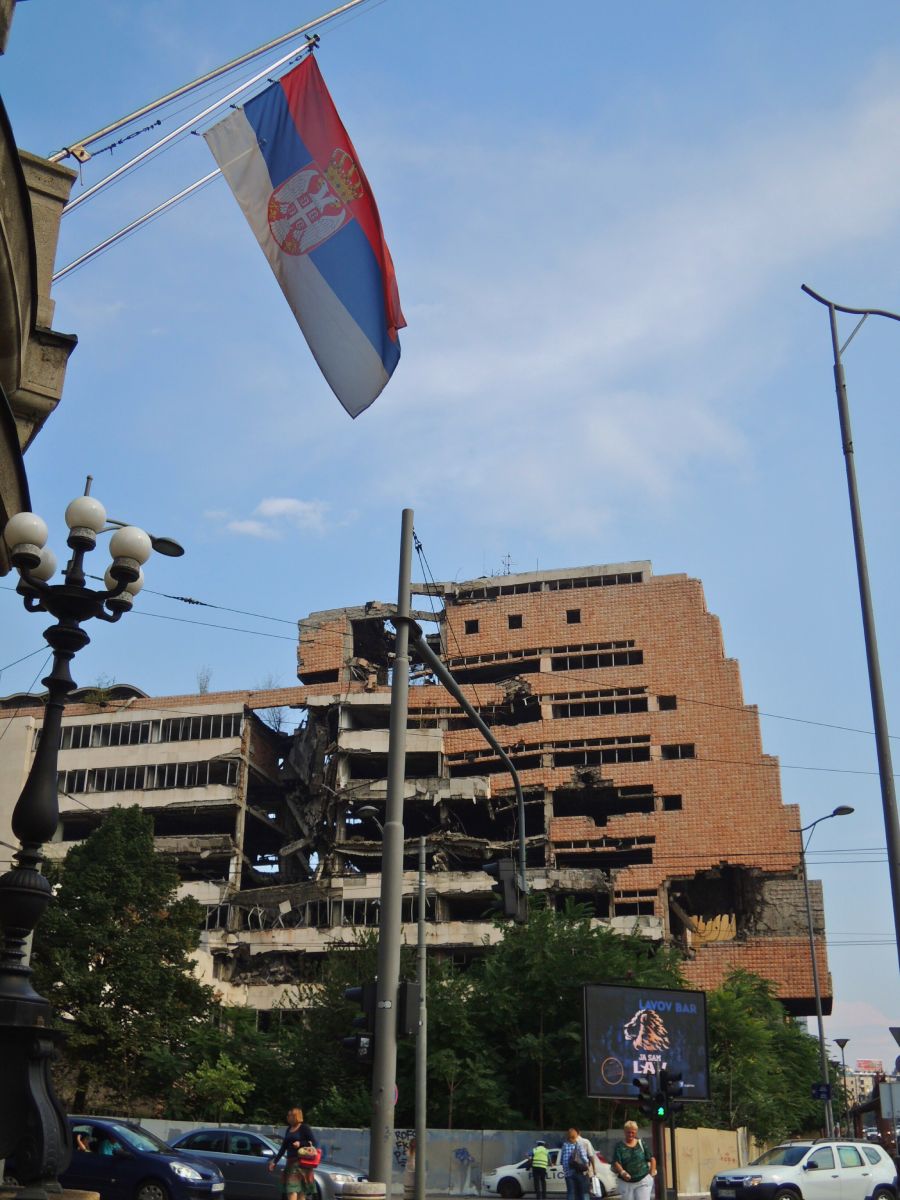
[
  {"xmin": 464, "ymin": 619, "xmax": 479, "ymax": 635},
  {"xmin": 662, "ymin": 794, "xmax": 683, "ymax": 811},
  {"xmin": 566, "ymin": 608, "xmax": 581, "ymax": 624},
  {"xmin": 658, "ymin": 695, "xmax": 677, "ymax": 711},
  {"xmin": 508, "ymin": 614, "xmax": 522, "ymax": 630},
  {"xmin": 661, "ymin": 743, "xmax": 695, "ymax": 760}
]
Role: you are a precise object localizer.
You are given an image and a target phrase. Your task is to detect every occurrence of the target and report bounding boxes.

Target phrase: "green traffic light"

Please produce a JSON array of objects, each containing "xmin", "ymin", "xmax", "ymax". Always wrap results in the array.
[{"xmin": 656, "ymin": 1105, "xmax": 666, "ymax": 1117}]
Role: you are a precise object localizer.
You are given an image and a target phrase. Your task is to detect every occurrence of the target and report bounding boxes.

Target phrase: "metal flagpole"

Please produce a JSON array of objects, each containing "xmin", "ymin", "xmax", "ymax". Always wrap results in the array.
[
  {"xmin": 52, "ymin": 170, "xmax": 221, "ymax": 282},
  {"xmin": 49, "ymin": 0, "xmax": 371, "ymax": 164},
  {"xmin": 62, "ymin": 39, "xmax": 317, "ymax": 218}
]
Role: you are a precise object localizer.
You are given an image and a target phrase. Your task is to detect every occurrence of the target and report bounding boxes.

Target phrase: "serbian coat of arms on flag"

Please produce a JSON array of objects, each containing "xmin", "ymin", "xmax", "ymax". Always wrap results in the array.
[{"xmin": 205, "ymin": 55, "xmax": 405, "ymax": 418}]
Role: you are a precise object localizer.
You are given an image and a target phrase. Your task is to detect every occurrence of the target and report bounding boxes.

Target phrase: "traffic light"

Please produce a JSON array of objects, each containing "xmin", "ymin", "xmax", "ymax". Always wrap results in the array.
[
  {"xmin": 634, "ymin": 1074, "xmax": 656, "ymax": 1119},
  {"xmin": 342, "ymin": 980, "xmax": 377, "ymax": 1064},
  {"xmin": 660, "ymin": 1069, "xmax": 685, "ymax": 1118},
  {"xmin": 397, "ymin": 980, "xmax": 420, "ymax": 1038},
  {"xmin": 653, "ymin": 1091, "xmax": 669, "ymax": 1121},
  {"xmin": 483, "ymin": 859, "xmax": 527, "ymax": 922}
]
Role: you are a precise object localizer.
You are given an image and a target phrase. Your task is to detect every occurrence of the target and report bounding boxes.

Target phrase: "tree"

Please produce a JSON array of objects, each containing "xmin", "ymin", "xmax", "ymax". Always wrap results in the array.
[
  {"xmin": 684, "ymin": 969, "xmax": 827, "ymax": 1141},
  {"xmin": 467, "ymin": 897, "xmax": 685, "ymax": 1129},
  {"xmin": 183, "ymin": 1053, "xmax": 253, "ymax": 1121},
  {"xmin": 31, "ymin": 805, "xmax": 213, "ymax": 1111}
]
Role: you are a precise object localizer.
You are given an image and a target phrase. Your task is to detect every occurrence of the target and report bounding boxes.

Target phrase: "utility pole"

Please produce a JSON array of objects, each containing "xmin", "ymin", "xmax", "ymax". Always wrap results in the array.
[
  {"xmin": 415, "ymin": 836, "xmax": 427, "ymax": 1200},
  {"xmin": 368, "ymin": 509, "xmax": 413, "ymax": 1188}
]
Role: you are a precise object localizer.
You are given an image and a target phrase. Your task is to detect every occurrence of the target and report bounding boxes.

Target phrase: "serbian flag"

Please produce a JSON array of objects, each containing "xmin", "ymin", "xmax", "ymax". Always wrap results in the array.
[{"xmin": 204, "ymin": 55, "xmax": 405, "ymax": 418}]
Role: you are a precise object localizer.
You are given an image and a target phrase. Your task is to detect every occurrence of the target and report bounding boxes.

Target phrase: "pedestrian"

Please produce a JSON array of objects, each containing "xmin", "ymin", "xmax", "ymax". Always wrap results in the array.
[
  {"xmin": 530, "ymin": 1139, "xmax": 549, "ymax": 1200},
  {"xmin": 612, "ymin": 1121, "xmax": 656, "ymax": 1200},
  {"xmin": 268, "ymin": 1106, "xmax": 320, "ymax": 1200},
  {"xmin": 560, "ymin": 1128, "xmax": 591, "ymax": 1200}
]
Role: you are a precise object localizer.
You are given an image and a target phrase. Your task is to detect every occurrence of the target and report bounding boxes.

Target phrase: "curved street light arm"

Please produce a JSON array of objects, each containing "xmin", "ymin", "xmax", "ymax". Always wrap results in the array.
[{"xmin": 801, "ymin": 283, "xmax": 900, "ymax": 324}]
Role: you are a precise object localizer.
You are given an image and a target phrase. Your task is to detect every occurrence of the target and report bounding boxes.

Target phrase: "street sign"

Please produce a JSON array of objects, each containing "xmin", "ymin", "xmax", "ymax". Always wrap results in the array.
[{"xmin": 811, "ymin": 1083, "xmax": 832, "ymax": 1100}]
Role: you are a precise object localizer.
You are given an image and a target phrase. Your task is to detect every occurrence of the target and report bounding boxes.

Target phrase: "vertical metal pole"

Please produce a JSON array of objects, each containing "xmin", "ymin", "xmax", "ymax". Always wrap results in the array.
[
  {"xmin": 415, "ymin": 837, "xmax": 427, "ymax": 1200},
  {"xmin": 651, "ymin": 1121, "xmax": 666, "ymax": 1200},
  {"xmin": 827, "ymin": 306, "xmax": 900, "ymax": 972},
  {"xmin": 800, "ymin": 839, "xmax": 835, "ymax": 1137},
  {"xmin": 369, "ymin": 509, "xmax": 414, "ymax": 1187},
  {"xmin": 668, "ymin": 1112, "xmax": 678, "ymax": 1200}
]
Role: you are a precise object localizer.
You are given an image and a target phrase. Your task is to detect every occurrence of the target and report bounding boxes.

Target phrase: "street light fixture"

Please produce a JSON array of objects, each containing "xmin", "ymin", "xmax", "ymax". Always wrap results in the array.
[
  {"xmin": 791, "ymin": 805, "xmax": 854, "ymax": 1139},
  {"xmin": 0, "ymin": 476, "xmax": 181, "ymax": 1197},
  {"xmin": 835, "ymin": 1038, "xmax": 850, "ymax": 1134}
]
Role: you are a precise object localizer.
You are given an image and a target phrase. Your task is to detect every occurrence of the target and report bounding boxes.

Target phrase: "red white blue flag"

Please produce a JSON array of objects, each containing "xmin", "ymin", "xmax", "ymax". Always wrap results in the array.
[{"xmin": 205, "ymin": 55, "xmax": 405, "ymax": 418}]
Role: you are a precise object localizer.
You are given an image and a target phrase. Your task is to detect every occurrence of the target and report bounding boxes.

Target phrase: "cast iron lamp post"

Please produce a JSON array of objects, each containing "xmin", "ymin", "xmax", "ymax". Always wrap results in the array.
[
  {"xmin": 792, "ymin": 805, "xmax": 854, "ymax": 1139},
  {"xmin": 0, "ymin": 477, "xmax": 182, "ymax": 1199}
]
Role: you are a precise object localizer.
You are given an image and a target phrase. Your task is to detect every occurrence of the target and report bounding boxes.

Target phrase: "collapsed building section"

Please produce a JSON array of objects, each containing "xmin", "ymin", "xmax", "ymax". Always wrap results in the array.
[{"xmin": 0, "ymin": 561, "xmax": 831, "ymax": 1016}]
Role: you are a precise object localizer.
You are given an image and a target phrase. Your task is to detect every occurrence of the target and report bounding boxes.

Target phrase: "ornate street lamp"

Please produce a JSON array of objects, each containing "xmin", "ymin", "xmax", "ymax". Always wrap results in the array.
[{"xmin": 0, "ymin": 477, "xmax": 182, "ymax": 1198}]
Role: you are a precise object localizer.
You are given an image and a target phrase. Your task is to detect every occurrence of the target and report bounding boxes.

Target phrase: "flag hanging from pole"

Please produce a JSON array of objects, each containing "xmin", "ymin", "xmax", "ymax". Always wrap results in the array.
[{"xmin": 204, "ymin": 54, "xmax": 405, "ymax": 418}]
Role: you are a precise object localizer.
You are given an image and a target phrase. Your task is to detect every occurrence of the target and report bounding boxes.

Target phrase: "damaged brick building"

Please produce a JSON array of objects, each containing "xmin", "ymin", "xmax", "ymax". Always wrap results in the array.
[
  {"xmin": 0, "ymin": 559, "xmax": 831, "ymax": 1017},
  {"xmin": 225, "ymin": 559, "xmax": 830, "ymax": 1015}
]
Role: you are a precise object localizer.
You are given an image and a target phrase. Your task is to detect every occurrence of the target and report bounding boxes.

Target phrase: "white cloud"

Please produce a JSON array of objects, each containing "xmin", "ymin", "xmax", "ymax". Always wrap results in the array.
[
  {"xmin": 254, "ymin": 497, "xmax": 329, "ymax": 533},
  {"xmin": 225, "ymin": 518, "xmax": 279, "ymax": 540}
]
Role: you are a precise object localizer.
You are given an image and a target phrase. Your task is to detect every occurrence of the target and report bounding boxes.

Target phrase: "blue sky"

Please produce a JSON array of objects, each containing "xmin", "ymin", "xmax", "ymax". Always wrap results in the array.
[{"xmin": 3, "ymin": 1, "xmax": 900, "ymax": 1072}]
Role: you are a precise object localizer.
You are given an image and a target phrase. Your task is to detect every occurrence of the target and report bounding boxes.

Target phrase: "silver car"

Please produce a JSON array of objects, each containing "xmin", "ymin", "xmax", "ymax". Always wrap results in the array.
[{"xmin": 170, "ymin": 1129, "xmax": 362, "ymax": 1200}]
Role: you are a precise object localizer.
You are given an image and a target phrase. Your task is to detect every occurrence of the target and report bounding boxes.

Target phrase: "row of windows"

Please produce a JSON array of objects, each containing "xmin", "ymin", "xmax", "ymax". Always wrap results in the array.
[
  {"xmin": 453, "ymin": 571, "xmax": 643, "ymax": 602},
  {"xmin": 551, "ymin": 649, "xmax": 644, "ymax": 671},
  {"xmin": 54, "ymin": 711, "xmax": 243, "ymax": 752},
  {"xmin": 58, "ymin": 758, "xmax": 240, "ymax": 795},
  {"xmin": 464, "ymin": 606, "xmax": 633, "ymax": 633}
]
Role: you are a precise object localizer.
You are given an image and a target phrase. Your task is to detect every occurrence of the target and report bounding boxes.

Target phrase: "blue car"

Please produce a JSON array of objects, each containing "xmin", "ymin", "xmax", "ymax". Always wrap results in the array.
[{"xmin": 60, "ymin": 1117, "xmax": 226, "ymax": 1200}]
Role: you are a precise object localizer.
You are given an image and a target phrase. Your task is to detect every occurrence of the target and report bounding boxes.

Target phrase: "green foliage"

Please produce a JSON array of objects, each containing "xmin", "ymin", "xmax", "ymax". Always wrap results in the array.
[
  {"xmin": 32, "ymin": 833, "xmax": 832, "ymax": 1137},
  {"xmin": 183, "ymin": 1053, "xmax": 253, "ymax": 1121},
  {"xmin": 31, "ymin": 805, "xmax": 212, "ymax": 1111},
  {"xmin": 683, "ymin": 969, "xmax": 828, "ymax": 1141}
]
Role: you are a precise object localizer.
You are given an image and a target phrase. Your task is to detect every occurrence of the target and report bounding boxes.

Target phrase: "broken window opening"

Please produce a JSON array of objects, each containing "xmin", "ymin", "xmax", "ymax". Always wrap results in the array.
[
  {"xmin": 464, "ymin": 619, "xmax": 479, "ymax": 635},
  {"xmin": 566, "ymin": 608, "xmax": 581, "ymax": 624},
  {"xmin": 552, "ymin": 695, "xmax": 649, "ymax": 719},
  {"xmin": 658, "ymin": 695, "xmax": 677, "ymax": 711},
  {"xmin": 554, "ymin": 783, "xmax": 655, "ymax": 822},
  {"xmin": 555, "ymin": 846, "xmax": 654, "ymax": 869},
  {"xmin": 661, "ymin": 743, "xmax": 696, "ymax": 759},
  {"xmin": 562, "ymin": 890, "xmax": 611, "ymax": 918},
  {"xmin": 508, "ymin": 613, "xmax": 523, "ymax": 629},
  {"xmin": 551, "ymin": 648, "xmax": 643, "ymax": 672},
  {"xmin": 668, "ymin": 864, "xmax": 760, "ymax": 944},
  {"xmin": 662, "ymin": 794, "xmax": 683, "ymax": 811}
]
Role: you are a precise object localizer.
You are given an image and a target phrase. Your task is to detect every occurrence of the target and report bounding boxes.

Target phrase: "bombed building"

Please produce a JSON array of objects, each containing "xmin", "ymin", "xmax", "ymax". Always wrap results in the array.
[{"xmin": 0, "ymin": 560, "xmax": 831, "ymax": 1015}]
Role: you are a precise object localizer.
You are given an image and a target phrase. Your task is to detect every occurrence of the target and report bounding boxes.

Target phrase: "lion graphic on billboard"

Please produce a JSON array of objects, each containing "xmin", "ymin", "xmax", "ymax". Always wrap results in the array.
[{"xmin": 624, "ymin": 1008, "xmax": 670, "ymax": 1053}]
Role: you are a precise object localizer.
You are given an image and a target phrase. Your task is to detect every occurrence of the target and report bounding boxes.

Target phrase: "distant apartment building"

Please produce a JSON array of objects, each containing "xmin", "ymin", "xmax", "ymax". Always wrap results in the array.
[{"xmin": 0, "ymin": 560, "xmax": 831, "ymax": 1015}]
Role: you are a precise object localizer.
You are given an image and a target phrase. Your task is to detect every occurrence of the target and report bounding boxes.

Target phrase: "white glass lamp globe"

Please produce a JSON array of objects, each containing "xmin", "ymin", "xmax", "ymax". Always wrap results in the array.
[
  {"xmin": 109, "ymin": 525, "xmax": 152, "ymax": 565},
  {"xmin": 104, "ymin": 565, "xmax": 143, "ymax": 596},
  {"xmin": 3, "ymin": 511, "xmax": 49, "ymax": 571},
  {"xmin": 29, "ymin": 547, "xmax": 57, "ymax": 582},
  {"xmin": 64, "ymin": 496, "xmax": 107, "ymax": 534}
]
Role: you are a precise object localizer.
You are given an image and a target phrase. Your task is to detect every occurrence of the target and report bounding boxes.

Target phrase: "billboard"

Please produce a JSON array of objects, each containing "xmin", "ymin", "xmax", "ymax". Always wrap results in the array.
[
  {"xmin": 583, "ymin": 983, "xmax": 710, "ymax": 1101},
  {"xmin": 856, "ymin": 1059, "xmax": 884, "ymax": 1074}
]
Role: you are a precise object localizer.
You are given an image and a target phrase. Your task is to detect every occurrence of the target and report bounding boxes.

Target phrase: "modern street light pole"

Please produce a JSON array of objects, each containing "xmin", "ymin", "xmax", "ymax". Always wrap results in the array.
[
  {"xmin": 793, "ymin": 805, "xmax": 854, "ymax": 1139},
  {"xmin": 802, "ymin": 285, "xmax": 900, "ymax": 974},
  {"xmin": 368, "ymin": 508, "xmax": 414, "ymax": 1188},
  {"xmin": 0, "ymin": 479, "xmax": 181, "ymax": 1198},
  {"xmin": 835, "ymin": 1038, "xmax": 850, "ymax": 1133}
]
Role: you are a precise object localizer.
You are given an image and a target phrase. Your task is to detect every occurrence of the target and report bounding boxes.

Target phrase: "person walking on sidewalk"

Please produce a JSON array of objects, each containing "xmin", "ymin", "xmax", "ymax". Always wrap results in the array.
[
  {"xmin": 530, "ymin": 1139, "xmax": 550, "ymax": 1200},
  {"xmin": 561, "ymin": 1128, "xmax": 590, "ymax": 1200},
  {"xmin": 268, "ymin": 1107, "xmax": 320, "ymax": 1200},
  {"xmin": 612, "ymin": 1121, "xmax": 656, "ymax": 1200}
]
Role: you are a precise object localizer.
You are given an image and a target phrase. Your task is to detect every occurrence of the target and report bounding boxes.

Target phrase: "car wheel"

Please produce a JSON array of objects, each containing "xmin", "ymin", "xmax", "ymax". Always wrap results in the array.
[
  {"xmin": 498, "ymin": 1179, "xmax": 522, "ymax": 1199},
  {"xmin": 135, "ymin": 1179, "xmax": 171, "ymax": 1200},
  {"xmin": 3, "ymin": 1175, "xmax": 20, "ymax": 1187},
  {"xmin": 872, "ymin": 1188, "xmax": 894, "ymax": 1200},
  {"xmin": 771, "ymin": 1190, "xmax": 800, "ymax": 1200}
]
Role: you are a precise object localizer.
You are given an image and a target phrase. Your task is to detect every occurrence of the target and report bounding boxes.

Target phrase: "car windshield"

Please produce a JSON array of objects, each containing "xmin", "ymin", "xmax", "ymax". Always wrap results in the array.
[
  {"xmin": 752, "ymin": 1146, "xmax": 811, "ymax": 1167},
  {"xmin": 110, "ymin": 1124, "xmax": 172, "ymax": 1154}
]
